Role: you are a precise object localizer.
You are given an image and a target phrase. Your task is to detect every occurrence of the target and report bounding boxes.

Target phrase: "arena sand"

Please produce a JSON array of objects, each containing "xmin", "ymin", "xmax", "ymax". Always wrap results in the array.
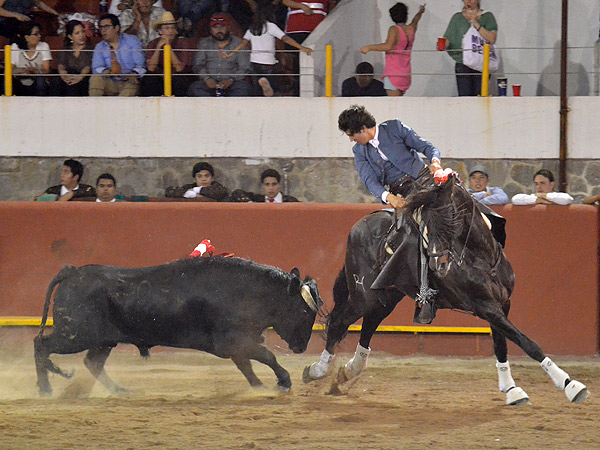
[{"xmin": 0, "ymin": 343, "xmax": 598, "ymax": 450}]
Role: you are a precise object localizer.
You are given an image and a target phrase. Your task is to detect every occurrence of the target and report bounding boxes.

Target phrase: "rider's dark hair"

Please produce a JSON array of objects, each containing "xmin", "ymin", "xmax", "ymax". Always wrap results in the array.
[
  {"xmin": 389, "ymin": 3, "xmax": 408, "ymax": 24},
  {"xmin": 338, "ymin": 105, "xmax": 377, "ymax": 135},
  {"xmin": 534, "ymin": 169, "xmax": 554, "ymax": 183}
]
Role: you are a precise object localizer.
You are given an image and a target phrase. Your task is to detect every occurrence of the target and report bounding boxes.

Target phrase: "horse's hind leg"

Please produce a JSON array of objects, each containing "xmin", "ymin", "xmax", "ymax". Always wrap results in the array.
[
  {"xmin": 484, "ymin": 309, "xmax": 589, "ymax": 403},
  {"xmin": 491, "ymin": 327, "xmax": 529, "ymax": 406},
  {"xmin": 83, "ymin": 346, "xmax": 128, "ymax": 395}
]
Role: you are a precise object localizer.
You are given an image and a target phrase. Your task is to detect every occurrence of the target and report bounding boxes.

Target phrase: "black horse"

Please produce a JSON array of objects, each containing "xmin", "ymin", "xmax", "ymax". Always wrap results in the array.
[{"xmin": 304, "ymin": 173, "xmax": 589, "ymax": 405}]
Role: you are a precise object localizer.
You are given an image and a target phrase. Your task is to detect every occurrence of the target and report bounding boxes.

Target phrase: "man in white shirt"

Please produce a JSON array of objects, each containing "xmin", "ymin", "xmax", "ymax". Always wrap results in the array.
[{"xmin": 512, "ymin": 169, "xmax": 574, "ymax": 205}]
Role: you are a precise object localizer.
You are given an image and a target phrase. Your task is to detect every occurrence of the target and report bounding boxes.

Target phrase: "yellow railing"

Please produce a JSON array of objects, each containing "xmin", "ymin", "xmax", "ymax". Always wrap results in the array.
[
  {"xmin": 4, "ymin": 44, "xmax": 12, "ymax": 96},
  {"xmin": 481, "ymin": 43, "xmax": 490, "ymax": 96}
]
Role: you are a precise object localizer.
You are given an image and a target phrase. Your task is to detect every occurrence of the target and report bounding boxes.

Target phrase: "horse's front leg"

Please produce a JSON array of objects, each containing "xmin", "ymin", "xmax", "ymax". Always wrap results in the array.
[{"xmin": 491, "ymin": 326, "xmax": 529, "ymax": 406}]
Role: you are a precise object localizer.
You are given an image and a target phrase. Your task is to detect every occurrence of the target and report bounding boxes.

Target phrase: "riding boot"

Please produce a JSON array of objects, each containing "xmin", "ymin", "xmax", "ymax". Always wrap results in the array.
[{"xmin": 413, "ymin": 300, "xmax": 436, "ymax": 324}]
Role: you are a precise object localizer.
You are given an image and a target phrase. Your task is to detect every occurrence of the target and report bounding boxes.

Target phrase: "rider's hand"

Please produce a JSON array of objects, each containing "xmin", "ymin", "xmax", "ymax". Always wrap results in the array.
[
  {"xmin": 429, "ymin": 160, "xmax": 442, "ymax": 174},
  {"xmin": 386, "ymin": 193, "xmax": 407, "ymax": 209}
]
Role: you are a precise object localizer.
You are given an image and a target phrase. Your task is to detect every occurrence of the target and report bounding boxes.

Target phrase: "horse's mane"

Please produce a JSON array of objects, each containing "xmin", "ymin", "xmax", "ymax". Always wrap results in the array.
[{"xmin": 404, "ymin": 177, "xmax": 469, "ymax": 247}]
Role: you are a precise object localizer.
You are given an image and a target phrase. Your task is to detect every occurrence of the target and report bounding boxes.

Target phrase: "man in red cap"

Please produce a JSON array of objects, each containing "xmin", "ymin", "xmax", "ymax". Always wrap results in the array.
[{"xmin": 188, "ymin": 12, "xmax": 251, "ymax": 96}]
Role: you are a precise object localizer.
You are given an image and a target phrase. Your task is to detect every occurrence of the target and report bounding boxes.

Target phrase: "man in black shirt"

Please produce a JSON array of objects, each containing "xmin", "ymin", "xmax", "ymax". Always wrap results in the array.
[{"xmin": 341, "ymin": 62, "xmax": 385, "ymax": 97}]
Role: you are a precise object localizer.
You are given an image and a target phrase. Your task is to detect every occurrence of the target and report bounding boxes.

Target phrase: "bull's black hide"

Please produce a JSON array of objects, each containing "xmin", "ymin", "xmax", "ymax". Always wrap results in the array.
[{"xmin": 34, "ymin": 256, "xmax": 322, "ymax": 395}]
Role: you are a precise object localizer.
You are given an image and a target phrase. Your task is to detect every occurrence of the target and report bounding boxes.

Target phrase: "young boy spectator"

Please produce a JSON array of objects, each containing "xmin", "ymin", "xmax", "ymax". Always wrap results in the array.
[
  {"xmin": 341, "ymin": 62, "xmax": 386, "ymax": 97},
  {"xmin": 467, "ymin": 164, "xmax": 508, "ymax": 205},
  {"xmin": 512, "ymin": 169, "xmax": 574, "ymax": 205},
  {"xmin": 165, "ymin": 162, "xmax": 230, "ymax": 201},
  {"xmin": 229, "ymin": 168, "xmax": 299, "ymax": 202},
  {"xmin": 38, "ymin": 159, "xmax": 96, "ymax": 201}
]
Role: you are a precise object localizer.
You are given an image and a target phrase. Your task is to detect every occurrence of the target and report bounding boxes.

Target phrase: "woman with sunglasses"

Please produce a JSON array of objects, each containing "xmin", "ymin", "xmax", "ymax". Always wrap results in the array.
[{"xmin": 10, "ymin": 21, "xmax": 51, "ymax": 96}]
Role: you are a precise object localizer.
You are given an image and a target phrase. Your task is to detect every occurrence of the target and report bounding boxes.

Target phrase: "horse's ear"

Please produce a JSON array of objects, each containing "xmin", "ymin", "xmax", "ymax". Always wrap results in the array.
[
  {"xmin": 288, "ymin": 275, "xmax": 302, "ymax": 296},
  {"xmin": 290, "ymin": 267, "xmax": 301, "ymax": 278}
]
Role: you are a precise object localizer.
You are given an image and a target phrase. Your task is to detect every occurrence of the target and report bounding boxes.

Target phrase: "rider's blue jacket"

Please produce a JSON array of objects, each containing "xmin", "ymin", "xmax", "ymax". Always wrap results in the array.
[{"xmin": 353, "ymin": 119, "xmax": 441, "ymax": 200}]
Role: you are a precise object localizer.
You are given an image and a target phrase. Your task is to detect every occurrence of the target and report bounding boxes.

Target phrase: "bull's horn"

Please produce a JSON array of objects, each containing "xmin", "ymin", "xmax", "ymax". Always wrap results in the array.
[{"xmin": 301, "ymin": 285, "xmax": 318, "ymax": 312}]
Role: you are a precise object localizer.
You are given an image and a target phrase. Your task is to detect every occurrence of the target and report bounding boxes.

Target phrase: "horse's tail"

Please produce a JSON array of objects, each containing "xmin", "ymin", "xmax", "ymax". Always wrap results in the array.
[
  {"xmin": 332, "ymin": 265, "xmax": 349, "ymax": 307},
  {"xmin": 38, "ymin": 265, "xmax": 76, "ymax": 339}
]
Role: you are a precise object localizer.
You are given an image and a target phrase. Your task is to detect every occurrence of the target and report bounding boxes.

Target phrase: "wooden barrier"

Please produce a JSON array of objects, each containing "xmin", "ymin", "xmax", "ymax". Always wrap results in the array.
[{"xmin": 0, "ymin": 202, "xmax": 597, "ymax": 356}]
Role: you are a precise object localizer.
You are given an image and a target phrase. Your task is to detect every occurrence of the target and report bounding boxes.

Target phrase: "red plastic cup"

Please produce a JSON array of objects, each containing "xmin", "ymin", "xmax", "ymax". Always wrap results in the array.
[
  {"xmin": 512, "ymin": 84, "xmax": 521, "ymax": 96},
  {"xmin": 437, "ymin": 37, "xmax": 446, "ymax": 51}
]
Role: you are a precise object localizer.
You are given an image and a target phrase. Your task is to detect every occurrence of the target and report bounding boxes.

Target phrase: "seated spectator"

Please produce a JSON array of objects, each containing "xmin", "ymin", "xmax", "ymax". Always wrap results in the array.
[
  {"xmin": 109, "ymin": 0, "xmax": 164, "ymax": 17},
  {"xmin": 188, "ymin": 13, "xmax": 250, "ymax": 97},
  {"xmin": 229, "ymin": 168, "xmax": 299, "ymax": 202},
  {"xmin": 11, "ymin": 22, "xmax": 50, "ymax": 96},
  {"xmin": 467, "ymin": 165, "xmax": 508, "ymax": 205},
  {"xmin": 165, "ymin": 162, "xmax": 230, "ymax": 201},
  {"xmin": 512, "ymin": 169, "xmax": 574, "ymax": 205},
  {"xmin": 0, "ymin": 0, "xmax": 63, "ymax": 41},
  {"xmin": 38, "ymin": 159, "xmax": 96, "ymax": 201},
  {"xmin": 141, "ymin": 11, "xmax": 192, "ymax": 97},
  {"xmin": 341, "ymin": 62, "xmax": 386, "ymax": 97},
  {"xmin": 175, "ymin": 0, "xmax": 228, "ymax": 37},
  {"xmin": 582, "ymin": 193, "xmax": 600, "ymax": 205},
  {"xmin": 89, "ymin": 13, "xmax": 146, "ymax": 96},
  {"xmin": 223, "ymin": 2, "xmax": 312, "ymax": 97},
  {"xmin": 119, "ymin": 0, "xmax": 165, "ymax": 48},
  {"xmin": 96, "ymin": 173, "xmax": 121, "ymax": 202},
  {"xmin": 49, "ymin": 19, "xmax": 92, "ymax": 96}
]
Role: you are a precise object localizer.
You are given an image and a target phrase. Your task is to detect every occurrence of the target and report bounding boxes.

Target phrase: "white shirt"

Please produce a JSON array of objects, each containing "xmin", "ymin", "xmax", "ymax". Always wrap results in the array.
[
  {"xmin": 243, "ymin": 22, "xmax": 286, "ymax": 65},
  {"xmin": 265, "ymin": 192, "xmax": 283, "ymax": 203},
  {"xmin": 511, "ymin": 192, "xmax": 574, "ymax": 206},
  {"xmin": 96, "ymin": 198, "xmax": 116, "ymax": 202},
  {"xmin": 11, "ymin": 42, "xmax": 52, "ymax": 85},
  {"xmin": 60, "ymin": 185, "xmax": 80, "ymax": 196}
]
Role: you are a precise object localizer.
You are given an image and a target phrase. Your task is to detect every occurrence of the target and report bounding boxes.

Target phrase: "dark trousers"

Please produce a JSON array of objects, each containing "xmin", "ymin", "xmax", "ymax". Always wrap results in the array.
[
  {"xmin": 249, "ymin": 62, "xmax": 278, "ymax": 96},
  {"xmin": 455, "ymin": 63, "xmax": 482, "ymax": 97},
  {"xmin": 141, "ymin": 73, "xmax": 191, "ymax": 97},
  {"xmin": 13, "ymin": 76, "xmax": 48, "ymax": 96},
  {"xmin": 187, "ymin": 78, "xmax": 250, "ymax": 97},
  {"xmin": 284, "ymin": 32, "xmax": 309, "ymax": 96},
  {"xmin": 49, "ymin": 77, "xmax": 89, "ymax": 96}
]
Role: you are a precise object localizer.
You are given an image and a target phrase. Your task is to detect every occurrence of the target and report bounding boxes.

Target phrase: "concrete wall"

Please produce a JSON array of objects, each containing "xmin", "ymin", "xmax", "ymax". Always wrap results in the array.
[
  {"xmin": 0, "ymin": 97, "xmax": 598, "ymax": 159},
  {"xmin": 0, "ymin": 202, "xmax": 597, "ymax": 356},
  {"xmin": 308, "ymin": 0, "xmax": 599, "ymax": 97}
]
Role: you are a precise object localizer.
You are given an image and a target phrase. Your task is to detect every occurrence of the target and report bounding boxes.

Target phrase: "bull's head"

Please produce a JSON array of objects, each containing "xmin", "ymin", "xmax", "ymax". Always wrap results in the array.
[{"xmin": 279, "ymin": 268, "xmax": 323, "ymax": 353}]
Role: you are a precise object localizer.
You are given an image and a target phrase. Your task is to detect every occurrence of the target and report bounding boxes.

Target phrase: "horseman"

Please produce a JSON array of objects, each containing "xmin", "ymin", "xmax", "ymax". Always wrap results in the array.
[{"xmin": 338, "ymin": 105, "xmax": 445, "ymax": 323}]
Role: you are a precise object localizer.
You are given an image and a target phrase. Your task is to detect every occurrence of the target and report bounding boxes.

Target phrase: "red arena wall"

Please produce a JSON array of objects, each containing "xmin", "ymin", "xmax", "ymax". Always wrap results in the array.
[{"xmin": 0, "ymin": 202, "xmax": 597, "ymax": 356}]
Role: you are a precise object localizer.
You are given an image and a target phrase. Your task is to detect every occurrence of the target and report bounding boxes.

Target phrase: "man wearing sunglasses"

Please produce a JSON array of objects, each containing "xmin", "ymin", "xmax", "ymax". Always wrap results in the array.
[{"xmin": 188, "ymin": 13, "xmax": 250, "ymax": 97}]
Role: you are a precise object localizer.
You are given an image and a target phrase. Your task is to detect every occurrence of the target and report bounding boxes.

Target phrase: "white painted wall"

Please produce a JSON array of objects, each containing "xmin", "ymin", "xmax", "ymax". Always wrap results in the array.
[
  {"xmin": 306, "ymin": 0, "xmax": 599, "ymax": 97},
  {"xmin": 0, "ymin": 96, "xmax": 597, "ymax": 159}
]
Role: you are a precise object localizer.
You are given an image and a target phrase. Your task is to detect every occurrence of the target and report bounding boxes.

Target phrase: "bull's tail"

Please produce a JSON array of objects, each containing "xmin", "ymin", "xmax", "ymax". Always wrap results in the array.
[{"xmin": 38, "ymin": 265, "xmax": 77, "ymax": 339}]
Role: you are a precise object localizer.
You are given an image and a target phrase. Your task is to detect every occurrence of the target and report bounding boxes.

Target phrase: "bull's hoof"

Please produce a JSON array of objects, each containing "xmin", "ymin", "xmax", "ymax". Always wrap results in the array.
[
  {"xmin": 565, "ymin": 380, "xmax": 590, "ymax": 403},
  {"xmin": 64, "ymin": 369, "xmax": 75, "ymax": 379},
  {"xmin": 39, "ymin": 388, "xmax": 52, "ymax": 397},
  {"xmin": 110, "ymin": 385, "xmax": 131, "ymax": 395},
  {"xmin": 505, "ymin": 386, "xmax": 530, "ymax": 406},
  {"xmin": 277, "ymin": 384, "xmax": 291, "ymax": 394}
]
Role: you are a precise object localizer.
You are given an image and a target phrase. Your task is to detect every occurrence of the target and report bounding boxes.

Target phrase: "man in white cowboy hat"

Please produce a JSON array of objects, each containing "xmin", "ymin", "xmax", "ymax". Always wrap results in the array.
[
  {"xmin": 120, "ymin": 0, "xmax": 166, "ymax": 47},
  {"xmin": 141, "ymin": 10, "xmax": 193, "ymax": 96}
]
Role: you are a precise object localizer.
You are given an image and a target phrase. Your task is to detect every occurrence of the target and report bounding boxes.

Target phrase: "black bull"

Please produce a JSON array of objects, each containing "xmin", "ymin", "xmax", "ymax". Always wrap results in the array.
[{"xmin": 34, "ymin": 257, "xmax": 322, "ymax": 395}]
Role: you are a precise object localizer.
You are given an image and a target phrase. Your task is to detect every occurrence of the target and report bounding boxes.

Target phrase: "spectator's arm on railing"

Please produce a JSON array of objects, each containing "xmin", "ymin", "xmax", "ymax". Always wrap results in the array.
[
  {"xmin": 281, "ymin": 35, "xmax": 312, "ymax": 55},
  {"xmin": 360, "ymin": 26, "xmax": 398, "ymax": 54}
]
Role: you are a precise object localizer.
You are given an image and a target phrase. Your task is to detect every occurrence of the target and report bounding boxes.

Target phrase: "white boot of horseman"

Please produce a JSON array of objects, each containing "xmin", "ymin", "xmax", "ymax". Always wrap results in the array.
[
  {"xmin": 307, "ymin": 349, "xmax": 334, "ymax": 380},
  {"xmin": 496, "ymin": 360, "xmax": 529, "ymax": 406},
  {"xmin": 343, "ymin": 344, "xmax": 371, "ymax": 380},
  {"xmin": 540, "ymin": 357, "xmax": 590, "ymax": 403}
]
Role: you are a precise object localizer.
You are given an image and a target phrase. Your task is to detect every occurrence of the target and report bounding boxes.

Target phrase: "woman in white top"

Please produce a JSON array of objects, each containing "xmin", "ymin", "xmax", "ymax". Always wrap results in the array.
[
  {"xmin": 11, "ymin": 21, "xmax": 51, "ymax": 96},
  {"xmin": 223, "ymin": 3, "xmax": 311, "ymax": 96}
]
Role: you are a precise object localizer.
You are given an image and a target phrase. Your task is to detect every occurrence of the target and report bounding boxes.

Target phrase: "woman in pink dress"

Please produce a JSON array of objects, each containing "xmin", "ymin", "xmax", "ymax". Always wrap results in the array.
[{"xmin": 361, "ymin": 3, "xmax": 425, "ymax": 96}]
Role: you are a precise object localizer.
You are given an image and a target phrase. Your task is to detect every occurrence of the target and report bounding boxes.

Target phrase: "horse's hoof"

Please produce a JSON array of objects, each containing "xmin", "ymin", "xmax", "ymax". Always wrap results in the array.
[
  {"xmin": 505, "ymin": 386, "xmax": 530, "ymax": 406},
  {"xmin": 302, "ymin": 366, "xmax": 315, "ymax": 383},
  {"xmin": 565, "ymin": 380, "xmax": 590, "ymax": 403},
  {"xmin": 336, "ymin": 366, "xmax": 349, "ymax": 385}
]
